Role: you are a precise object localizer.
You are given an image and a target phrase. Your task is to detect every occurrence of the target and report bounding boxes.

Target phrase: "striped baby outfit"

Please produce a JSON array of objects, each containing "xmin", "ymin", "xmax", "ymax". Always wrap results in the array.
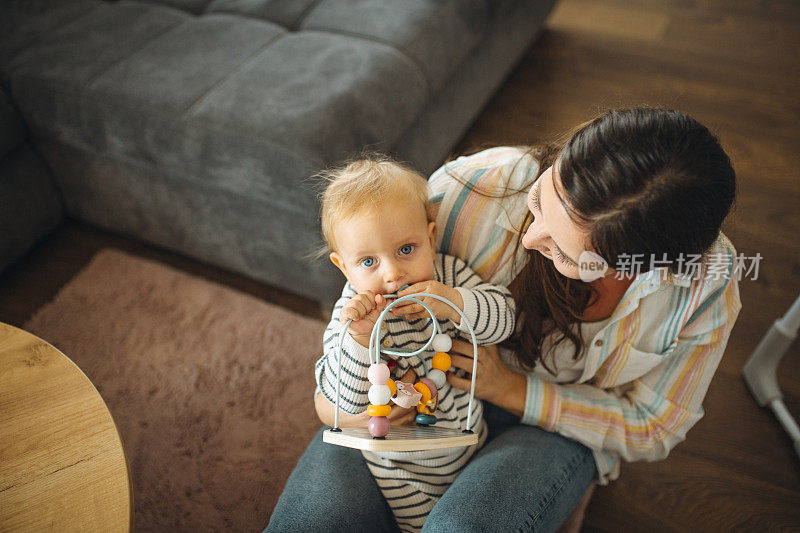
[
  {"xmin": 315, "ymin": 253, "xmax": 515, "ymax": 531},
  {"xmin": 428, "ymin": 146, "xmax": 743, "ymax": 485}
]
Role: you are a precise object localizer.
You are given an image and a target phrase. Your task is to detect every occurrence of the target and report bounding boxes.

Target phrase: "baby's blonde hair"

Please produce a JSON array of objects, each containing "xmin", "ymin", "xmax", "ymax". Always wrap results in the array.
[{"xmin": 319, "ymin": 154, "xmax": 430, "ymax": 254}]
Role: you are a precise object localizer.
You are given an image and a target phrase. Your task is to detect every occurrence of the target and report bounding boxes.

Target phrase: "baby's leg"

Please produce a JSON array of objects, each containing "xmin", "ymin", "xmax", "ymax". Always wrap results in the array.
[
  {"xmin": 362, "ymin": 421, "xmax": 487, "ymax": 532},
  {"xmin": 364, "ymin": 451, "xmax": 452, "ymax": 532}
]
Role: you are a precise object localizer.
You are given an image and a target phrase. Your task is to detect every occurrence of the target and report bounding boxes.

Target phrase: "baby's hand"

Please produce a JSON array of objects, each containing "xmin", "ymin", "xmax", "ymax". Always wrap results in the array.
[
  {"xmin": 393, "ymin": 280, "xmax": 464, "ymax": 323},
  {"xmin": 340, "ymin": 291, "xmax": 388, "ymax": 346}
]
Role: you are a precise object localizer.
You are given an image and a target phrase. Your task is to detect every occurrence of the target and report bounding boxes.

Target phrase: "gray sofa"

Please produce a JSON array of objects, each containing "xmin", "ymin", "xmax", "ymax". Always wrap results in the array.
[{"xmin": 1, "ymin": 0, "xmax": 556, "ymax": 304}]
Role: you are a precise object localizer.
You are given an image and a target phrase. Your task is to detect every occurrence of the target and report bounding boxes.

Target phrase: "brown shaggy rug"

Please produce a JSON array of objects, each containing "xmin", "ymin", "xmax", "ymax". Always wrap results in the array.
[{"xmin": 25, "ymin": 249, "xmax": 327, "ymax": 532}]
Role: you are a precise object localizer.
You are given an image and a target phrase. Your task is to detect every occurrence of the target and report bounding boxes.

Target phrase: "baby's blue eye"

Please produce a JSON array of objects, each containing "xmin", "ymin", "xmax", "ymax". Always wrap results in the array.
[
  {"xmin": 399, "ymin": 245, "xmax": 415, "ymax": 255},
  {"xmin": 359, "ymin": 257, "xmax": 376, "ymax": 268}
]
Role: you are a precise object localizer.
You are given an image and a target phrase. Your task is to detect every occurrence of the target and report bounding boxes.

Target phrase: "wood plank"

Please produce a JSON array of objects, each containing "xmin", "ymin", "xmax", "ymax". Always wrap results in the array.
[
  {"xmin": 548, "ymin": 0, "xmax": 671, "ymax": 42},
  {"xmin": 585, "ymin": 447, "xmax": 800, "ymax": 531}
]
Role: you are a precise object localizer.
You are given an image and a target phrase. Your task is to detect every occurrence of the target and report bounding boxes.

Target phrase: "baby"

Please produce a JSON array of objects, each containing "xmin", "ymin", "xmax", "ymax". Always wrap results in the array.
[{"xmin": 314, "ymin": 156, "xmax": 515, "ymax": 532}]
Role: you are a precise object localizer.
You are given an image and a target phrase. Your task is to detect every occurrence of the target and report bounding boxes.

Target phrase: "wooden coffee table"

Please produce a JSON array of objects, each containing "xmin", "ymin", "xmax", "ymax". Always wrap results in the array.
[{"xmin": 0, "ymin": 323, "xmax": 132, "ymax": 531}]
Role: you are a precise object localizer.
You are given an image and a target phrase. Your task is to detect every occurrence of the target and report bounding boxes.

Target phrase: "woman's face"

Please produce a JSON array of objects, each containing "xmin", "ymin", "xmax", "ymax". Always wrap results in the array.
[{"xmin": 522, "ymin": 162, "xmax": 592, "ymax": 280}]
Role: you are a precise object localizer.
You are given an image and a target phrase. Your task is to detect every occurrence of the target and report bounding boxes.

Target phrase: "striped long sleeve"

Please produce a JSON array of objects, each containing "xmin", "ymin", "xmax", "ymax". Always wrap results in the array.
[
  {"xmin": 315, "ymin": 284, "xmax": 374, "ymax": 414},
  {"xmin": 437, "ymin": 254, "xmax": 516, "ymax": 345}
]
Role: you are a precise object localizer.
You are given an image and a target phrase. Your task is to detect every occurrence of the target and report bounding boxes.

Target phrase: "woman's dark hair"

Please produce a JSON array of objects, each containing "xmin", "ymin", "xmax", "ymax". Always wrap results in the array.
[{"xmin": 497, "ymin": 107, "xmax": 736, "ymax": 374}]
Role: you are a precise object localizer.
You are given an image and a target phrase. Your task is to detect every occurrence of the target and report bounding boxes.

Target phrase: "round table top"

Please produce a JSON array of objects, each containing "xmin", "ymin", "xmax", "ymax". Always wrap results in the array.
[{"xmin": 0, "ymin": 322, "xmax": 132, "ymax": 531}]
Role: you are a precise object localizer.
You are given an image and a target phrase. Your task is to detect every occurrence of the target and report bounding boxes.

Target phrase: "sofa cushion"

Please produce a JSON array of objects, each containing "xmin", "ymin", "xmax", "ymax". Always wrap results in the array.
[
  {"xmin": 0, "ymin": 1, "xmax": 97, "ymax": 85},
  {"xmin": 206, "ymin": 0, "xmax": 320, "ymax": 28},
  {"xmin": 0, "ymin": 87, "xmax": 26, "ymax": 160},
  {"xmin": 294, "ymin": 0, "xmax": 489, "ymax": 93},
  {"xmin": 0, "ymin": 144, "xmax": 64, "ymax": 272},
  {"xmin": 151, "ymin": 0, "xmax": 491, "ymax": 96},
  {"xmin": 6, "ymin": 0, "xmax": 432, "ymax": 214}
]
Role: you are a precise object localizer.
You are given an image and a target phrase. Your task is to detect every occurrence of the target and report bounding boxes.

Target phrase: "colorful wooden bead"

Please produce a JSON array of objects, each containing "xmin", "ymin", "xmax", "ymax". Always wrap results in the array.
[
  {"xmin": 427, "ymin": 368, "xmax": 447, "ymax": 389},
  {"xmin": 369, "ymin": 416, "xmax": 390, "ymax": 437},
  {"xmin": 367, "ymin": 404, "xmax": 391, "ymax": 417},
  {"xmin": 368, "ymin": 384, "xmax": 392, "ymax": 406},
  {"xmin": 417, "ymin": 394, "xmax": 439, "ymax": 415},
  {"xmin": 431, "ymin": 334, "xmax": 452, "ymax": 353},
  {"xmin": 368, "ymin": 363, "xmax": 390, "ymax": 385},
  {"xmin": 431, "ymin": 352, "xmax": 451, "ymax": 371},
  {"xmin": 413, "ymin": 382, "xmax": 432, "ymax": 404},
  {"xmin": 415, "ymin": 413, "xmax": 437, "ymax": 425},
  {"xmin": 386, "ymin": 379, "xmax": 397, "ymax": 396},
  {"xmin": 392, "ymin": 381, "xmax": 422, "ymax": 408},
  {"xmin": 418, "ymin": 378, "xmax": 437, "ymax": 399}
]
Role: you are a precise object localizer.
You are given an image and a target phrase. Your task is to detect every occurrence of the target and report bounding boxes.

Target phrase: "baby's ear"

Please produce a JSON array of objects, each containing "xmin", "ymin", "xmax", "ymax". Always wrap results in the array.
[
  {"xmin": 329, "ymin": 252, "xmax": 348, "ymax": 277},
  {"xmin": 427, "ymin": 221, "xmax": 437, "ymax": 247}
]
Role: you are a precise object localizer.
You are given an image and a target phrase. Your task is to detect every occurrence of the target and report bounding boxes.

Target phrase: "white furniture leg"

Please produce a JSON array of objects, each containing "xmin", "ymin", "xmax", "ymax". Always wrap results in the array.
[{"xmin": 742, "ymin": 293, "xmax": 800, "ymax": 460}]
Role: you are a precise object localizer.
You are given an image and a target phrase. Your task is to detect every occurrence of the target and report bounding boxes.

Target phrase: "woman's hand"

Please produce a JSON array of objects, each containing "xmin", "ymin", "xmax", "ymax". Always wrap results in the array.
[{"xmin": 447, "ymin": 339, "xmax": 527, "ymax": 416}]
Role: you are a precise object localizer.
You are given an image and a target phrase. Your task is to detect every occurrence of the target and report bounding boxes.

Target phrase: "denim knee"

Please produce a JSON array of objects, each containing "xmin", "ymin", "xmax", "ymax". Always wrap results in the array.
[{"xmin": 422, "ymin": 426, "xmax": 596, "ymax": 533}]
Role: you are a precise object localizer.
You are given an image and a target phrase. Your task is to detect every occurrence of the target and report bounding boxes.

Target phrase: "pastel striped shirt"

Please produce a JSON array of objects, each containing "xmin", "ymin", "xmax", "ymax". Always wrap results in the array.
[{"xmin": 428, "ymin": 147, "xmax": 743, "ymax": 485}]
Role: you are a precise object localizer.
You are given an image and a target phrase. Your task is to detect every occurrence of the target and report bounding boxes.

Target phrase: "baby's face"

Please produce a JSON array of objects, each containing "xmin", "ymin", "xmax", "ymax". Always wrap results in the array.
[{"xmin": 330, "ymin": 196, "xmax": 436, "ymax": 295}]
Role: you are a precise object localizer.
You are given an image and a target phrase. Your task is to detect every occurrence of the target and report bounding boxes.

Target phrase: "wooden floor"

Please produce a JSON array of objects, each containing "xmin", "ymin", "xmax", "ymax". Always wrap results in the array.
[{"xmin": 2, "ymin": 0, "xmax": 799, "ymax": 530}]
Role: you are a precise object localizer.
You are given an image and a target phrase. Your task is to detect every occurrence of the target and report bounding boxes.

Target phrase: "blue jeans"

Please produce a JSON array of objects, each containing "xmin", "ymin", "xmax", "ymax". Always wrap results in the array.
[{"xmin": 266, "ymin": 403, "xmax": 596, "ymax": 532}]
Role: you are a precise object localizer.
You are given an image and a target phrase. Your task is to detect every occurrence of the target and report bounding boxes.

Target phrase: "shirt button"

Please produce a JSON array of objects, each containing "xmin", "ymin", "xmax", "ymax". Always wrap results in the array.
[
  {"xmin": 594, "ymin": 339, "xmax": 603, "ymax": 347},
  {"xmin": 382, "ymin": 338, "xmax": 392, "ymax": 348}
]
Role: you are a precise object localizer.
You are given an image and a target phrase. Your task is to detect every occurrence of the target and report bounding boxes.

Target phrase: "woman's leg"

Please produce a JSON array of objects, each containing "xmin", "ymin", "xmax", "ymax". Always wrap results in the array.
[
  {"xmin": 266, "ymin": 427, "xmax": 398, "ymax": 533},
  {"xmin": 423, "ymin": 406, "xmax": 596, "ymax": 533}
]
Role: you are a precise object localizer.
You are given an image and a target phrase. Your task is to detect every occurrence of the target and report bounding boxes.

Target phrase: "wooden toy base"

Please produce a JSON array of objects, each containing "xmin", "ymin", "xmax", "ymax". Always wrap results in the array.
[{"xmin": 323, "ymin": 425, "xmax": 479, "ymax": 452}]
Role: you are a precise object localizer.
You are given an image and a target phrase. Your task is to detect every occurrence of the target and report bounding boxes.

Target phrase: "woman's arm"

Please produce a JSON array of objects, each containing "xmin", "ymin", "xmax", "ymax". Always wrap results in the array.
[
  {"xmin": 449, "ymin": 275, "xmax": 742, "ymax": 463},
  {"xmin": 517, "ymin": 316, "xmax": 737, "ymax": 462},
  {"xmin": 427, "ymin": 147, "xmax": 535, "ymax": 287},
  {"xmin": 314, "ymin": 390, "xmax": 370, "ymax": 428}
]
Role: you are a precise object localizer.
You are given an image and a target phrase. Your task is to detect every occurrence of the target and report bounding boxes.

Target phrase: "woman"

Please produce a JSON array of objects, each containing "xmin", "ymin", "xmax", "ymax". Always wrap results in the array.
[{"xmin": 267, "ymin": 107, "xmax": 741, "ymax": 532}]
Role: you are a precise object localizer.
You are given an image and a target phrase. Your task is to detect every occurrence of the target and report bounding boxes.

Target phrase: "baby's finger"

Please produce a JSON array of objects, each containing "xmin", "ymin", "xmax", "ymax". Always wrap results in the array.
[
  {"xmin": 340, "ymin": 305, "xmax": 359, "ymax": 323},
  {"xmin": 361, "ymin": 291, "xmax": 377, "ymax": 309},
  {"xmin": 355, "ymin": 293, "xmax": 375, "ymax": 311},
  {"xmin": 351, "ymin": 299, "xmax": 369, "ymax": 318},
  {"xmin": 406, "ymin": 312, "xmax": 434, "ymax": 321},
  {"xmin": 391, "ymin": 299, "xmax": 414, "ymax": 311},
  {"xmin": 394, "ymin": 303, "xmax": 422, "ymax": 315},
  {"xmin": 398, "ymin": 282, "xmax": 427, "ymax": 297}
]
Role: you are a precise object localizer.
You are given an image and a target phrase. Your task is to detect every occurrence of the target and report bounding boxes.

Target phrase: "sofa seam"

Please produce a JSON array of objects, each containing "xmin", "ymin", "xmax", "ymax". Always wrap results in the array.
[
  {"xmin": 85, "ymin": 18, "xmax": 187, "ymax": 91},
  {"xmin": 298, "ymin": 27, "xmax": 432, "ymax": 97},
  {"xmin": 0, "ymin": 84, "xmax": 68, "ymax": 211},
  {"xmin": 291, "ymin": 0, "xmax": 327, "ymax": 32},
  {"xmin": 182, "ymin": 30, "xmax": 287, "ymax": 116}
]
